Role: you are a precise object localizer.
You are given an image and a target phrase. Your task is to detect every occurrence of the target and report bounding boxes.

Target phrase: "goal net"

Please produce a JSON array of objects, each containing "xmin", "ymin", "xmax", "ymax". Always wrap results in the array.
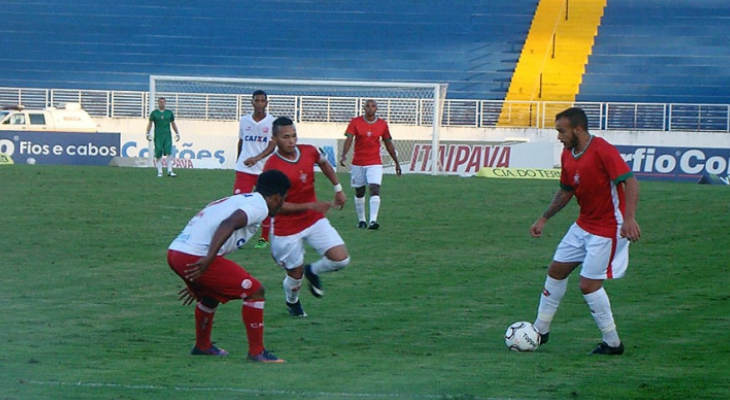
[{"xmin": 149, "ymin": 76, "xmax": 448, "ymax": 174}]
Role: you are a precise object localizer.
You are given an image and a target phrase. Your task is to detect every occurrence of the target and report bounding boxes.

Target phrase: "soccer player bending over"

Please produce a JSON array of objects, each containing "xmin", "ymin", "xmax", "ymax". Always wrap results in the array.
[
  {"xmin": 167, "ymin": 170, "xmax": 291, "ymax": 363},
  {"xmin": 263, "ymin": 116, "xmax": 350, "ymax": 317},
  {"xmin": 530, "ymin": 107, "xmax": 641, "ymax": 355}
]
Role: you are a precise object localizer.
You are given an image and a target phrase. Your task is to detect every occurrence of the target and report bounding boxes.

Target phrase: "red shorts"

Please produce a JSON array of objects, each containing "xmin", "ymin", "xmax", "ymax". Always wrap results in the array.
[
  {"xmin": 233, "ymin": 171, "xmax": 259, "ymax": 195},
  {"xmin": 167, "ymin": 249, "xmax": 262, "ymax": 304}
]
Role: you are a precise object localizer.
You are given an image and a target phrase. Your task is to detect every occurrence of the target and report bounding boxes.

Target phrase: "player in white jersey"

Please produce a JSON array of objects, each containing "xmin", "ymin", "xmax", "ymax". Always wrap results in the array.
[
  {"xmin": 234, "ymin": 90, "xmax": 277, "ymax": 249},
  {"xmin": 167, "ymin": 169, "xmax": 291, "ymax": 363}
]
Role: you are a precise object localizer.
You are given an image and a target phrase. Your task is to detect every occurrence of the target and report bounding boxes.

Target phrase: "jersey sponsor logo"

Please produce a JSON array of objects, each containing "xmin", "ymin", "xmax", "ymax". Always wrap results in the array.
[
  {"xmin": 617, "ymin": 145, "xmax": 730, "ymax": 181},
  {"xmin": 244, "ymin": 135, "xmax": 268, "ymax": 143},
  {"xmin": 236, "ymin": 238, "xmax": 246, "ymax": 248}
]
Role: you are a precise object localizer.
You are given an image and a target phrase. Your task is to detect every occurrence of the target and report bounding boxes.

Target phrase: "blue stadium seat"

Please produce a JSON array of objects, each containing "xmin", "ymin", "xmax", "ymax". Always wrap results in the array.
[
  {"xmin": 0, "ymin": 0, "xmax": 539, "ymax": 100},
  {"xmin": 578, "ymin": 0, "xmax": 730, "ymax": 104}
]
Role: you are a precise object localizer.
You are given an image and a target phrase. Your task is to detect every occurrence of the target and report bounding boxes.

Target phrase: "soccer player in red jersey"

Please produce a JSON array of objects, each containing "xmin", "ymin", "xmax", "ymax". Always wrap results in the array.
[
  {"xmin": 167, "ymin": 170, "xmax": 291, "ymax": 363},
  {"xmin": 233, "ymin": 90, "xmax": 277, "ymax": 249},
  {"xmin": 340, "ymin": 99, "xmax": 401, "ymax": 230},
  {"xmin": 529, "ymin": 107, "xmax": 641, "ymax": 355},
  {"xmin": 263, "ymin": 116, "xmax": 349, "ymax": 317}
]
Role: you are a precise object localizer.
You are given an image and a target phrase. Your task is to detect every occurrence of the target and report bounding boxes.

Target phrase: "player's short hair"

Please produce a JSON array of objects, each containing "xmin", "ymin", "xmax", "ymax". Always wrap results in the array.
[
  {"xmin": 158, "ymin": 97, "xmax": 166, "ymax": 101},
  {"xmin": 556, "ymin": 107, "xmax": 588, "ymax": 130},
  {"xmin": 252, "ymin": 90, "xmax": 267, "ymax": 100},
  {"xmin": 256, "ymin": 169, "xmax": 291, "ymax": 197},
  {"xmin": 272, "ymin": 116, "xmax": 294, "ymax": 136}
]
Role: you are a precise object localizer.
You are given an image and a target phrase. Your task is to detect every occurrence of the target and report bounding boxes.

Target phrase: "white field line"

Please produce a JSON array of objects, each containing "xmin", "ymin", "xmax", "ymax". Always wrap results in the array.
[{"xmin": 27, "ymin": 380, "xmax": 541, "ymax": 400}]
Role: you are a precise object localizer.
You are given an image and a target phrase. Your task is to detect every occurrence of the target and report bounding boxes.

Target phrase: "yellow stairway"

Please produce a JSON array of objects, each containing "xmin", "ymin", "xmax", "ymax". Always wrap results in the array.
[{"xmin": 498, "ymin": 0, "xmax": 606, "ymax": 127}]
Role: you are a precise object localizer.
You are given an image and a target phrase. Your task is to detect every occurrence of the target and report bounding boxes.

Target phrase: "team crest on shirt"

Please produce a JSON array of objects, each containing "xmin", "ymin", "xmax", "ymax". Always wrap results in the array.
[
  {"xmin": 573, "ymin": 172, "xmax": 580, "ymax": 185},
  {"xmin": 367, "ymin": 130, "xmax": 373, "ymax": 137},
  {"xmin": 300, "ymin": 171, "xmax": 307, "ymax": 183}
]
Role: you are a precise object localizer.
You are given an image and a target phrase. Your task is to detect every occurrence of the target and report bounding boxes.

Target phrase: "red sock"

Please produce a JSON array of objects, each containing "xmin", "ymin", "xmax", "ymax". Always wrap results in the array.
[
  {"xmin": 194, "ymin": 303, "xmax": 216, "ymax": 350},
  {"xmin": 261, "ymin": 217, "xmax": 271, "ymax": 241},
  {"xmin": 242, "ymin": 300, "xmax": 265, "ymax": 356}
]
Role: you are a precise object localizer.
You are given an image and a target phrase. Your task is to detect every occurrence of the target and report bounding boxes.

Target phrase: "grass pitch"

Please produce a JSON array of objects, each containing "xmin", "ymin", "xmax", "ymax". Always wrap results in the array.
[{"xmin": 1, "ymin": 165, "xmax": 728, "ymax": 400}]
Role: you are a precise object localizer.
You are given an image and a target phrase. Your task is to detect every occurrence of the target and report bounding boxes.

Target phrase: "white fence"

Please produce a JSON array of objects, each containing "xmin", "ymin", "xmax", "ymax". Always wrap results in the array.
[{"xmin": 1, "ymin": 87, "xmax": 728, "ymax": 132}]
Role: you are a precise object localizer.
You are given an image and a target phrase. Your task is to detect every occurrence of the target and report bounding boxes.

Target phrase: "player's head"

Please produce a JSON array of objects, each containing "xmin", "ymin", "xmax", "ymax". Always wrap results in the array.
[
  {"xmin": 157, "ymin": 97, "xmax": 166, "ymax": 110},
  {"xmin": 252, "ymin": 90, "xmax": 268, "ymax": 114},
  {"xmin": 555, "ymin": 107, "xmax": 588, "ymax": 150},
  {"xmin": 255, "ymin": 169, "xmax": 290, "ymax": 217},
  {"xmin": 271, "ymin": 116, "xmax": 297, "ymax": 155},
  {"xmin": 363, "ymin": 99, "xmax": 378, "ymax": 119}
]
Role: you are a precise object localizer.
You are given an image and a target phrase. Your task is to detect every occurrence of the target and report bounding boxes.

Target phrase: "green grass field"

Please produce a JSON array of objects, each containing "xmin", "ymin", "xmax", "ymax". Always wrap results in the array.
[{"xmin": 1, "ymin": 165, "xmax": 728, "ymax": 400}]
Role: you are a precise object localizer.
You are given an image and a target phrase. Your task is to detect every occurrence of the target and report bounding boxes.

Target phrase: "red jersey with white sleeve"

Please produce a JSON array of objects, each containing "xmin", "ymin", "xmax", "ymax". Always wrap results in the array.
[
  {"xmin": 235, "ymin": 113, "xmax": 276, "ymax": 174},
  {"xmin": 264, "ymin": 144, "xmax": 324, "ymax": 236},
  {"xmin": 559, "ymin": 135, "xmax": 634, "ymax": 238},
  {"xmin": 345, "ymin": 116, "xmax": 392, "ymax": 166},
  {"xmin": 168, "ymin": 193, "xmax": 269, "ymax": 256},
  {"xmin": 263, "ymin": 144, "xmax": 324, "ymax": 236}
]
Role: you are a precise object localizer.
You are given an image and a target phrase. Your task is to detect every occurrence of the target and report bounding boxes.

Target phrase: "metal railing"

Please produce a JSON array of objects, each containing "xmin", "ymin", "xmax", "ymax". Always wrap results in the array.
[{"xmin": 1, "ymin": 87, "xmax": 728, "ymax": 132}]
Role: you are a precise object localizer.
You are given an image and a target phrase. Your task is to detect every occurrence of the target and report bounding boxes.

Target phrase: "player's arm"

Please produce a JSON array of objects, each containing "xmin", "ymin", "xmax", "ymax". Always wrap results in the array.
[
  {"xmin": 530, "ymin": 187, "xmax": 574, "ymax": 238},
  {"xmin": 145, "ymin": 120, "xmax": 153, "ymax": 141},
  {"xmin": 184, "ymin": 210, "xmax": 249, "ymax": 281},
  {"xmin": 383, "ymin": 139, "xmax": 402, "ymax": 176},
  {"xmin": 340, "ymin": 134, "xmax": 354, "ymax": 166},
  {"xmin": 318, "ymin": 153, "xmax": 346, "ymax": 209},
  {"xmin": 171, "ymin": 121, "xmax": 180, "ymax": 141},
  {"xmin": 244, "ymin": 140, "xmax": 276, "ymax": 167},
  {"xmin": 620, "ymin": 176, "xmax": 641, "ymax": 242}
]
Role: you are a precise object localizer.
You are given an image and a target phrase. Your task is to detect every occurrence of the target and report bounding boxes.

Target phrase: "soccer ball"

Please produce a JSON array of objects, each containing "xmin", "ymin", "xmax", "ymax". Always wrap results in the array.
[{"xmin": 504, "ymin": 321, "xmax": 541, "ymax": 352}]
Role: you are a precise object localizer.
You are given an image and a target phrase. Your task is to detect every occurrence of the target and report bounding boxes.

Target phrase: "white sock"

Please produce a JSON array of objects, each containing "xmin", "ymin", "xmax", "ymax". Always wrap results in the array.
[
  {"xmin": 311, "ymin": 256, "xmax": 350, "ymax": 275},
  {"xmin": 156, "ymin": 159, "xmax": 163, "ymax": 174},
  {"xmin": 166, "ymin": 156, "xmax": 173, "ymax": 173},
  {"xmin": 355, "ymin": 196, "xmax": 366, "ymax": 222},
  {"xmin": 369, "ymin": 195, "xmax": 381, "ymax": 223},
  {"xmin": 534, "ymin": 276, "xmax": 569, "ymax": 334},
  {"xmin": 584, "ymin": 287, "xmax": 621, "ymax": 347},
  {"xmin": 282, "ymin": 275, "xmax": 302, "ymax": 304}
]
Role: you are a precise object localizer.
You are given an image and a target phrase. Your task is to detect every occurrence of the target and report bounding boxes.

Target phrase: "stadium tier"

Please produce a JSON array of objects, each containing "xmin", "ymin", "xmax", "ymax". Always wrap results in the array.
[
  {"xmin": 0, "ymin": 0, "xmax": 538, "ymax": 100},
  {"xmin": 1, "ymin": 0, "xmax": 728, "ymax": 104},
  {"xmin": 577, "ymin": 0, "xmax": 730, "ymax": 104}
]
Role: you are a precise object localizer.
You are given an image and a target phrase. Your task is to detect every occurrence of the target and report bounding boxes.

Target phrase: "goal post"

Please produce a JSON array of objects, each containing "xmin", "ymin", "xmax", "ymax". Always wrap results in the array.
[{"xmin": 149, "ymin": 75, "xmax": 448, "ymax": 175}]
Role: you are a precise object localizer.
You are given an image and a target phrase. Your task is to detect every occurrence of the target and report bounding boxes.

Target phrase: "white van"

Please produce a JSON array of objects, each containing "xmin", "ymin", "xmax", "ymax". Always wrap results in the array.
[{"xmin": 0, "ymin": 103, "xmax": 98, "ymax": 132}]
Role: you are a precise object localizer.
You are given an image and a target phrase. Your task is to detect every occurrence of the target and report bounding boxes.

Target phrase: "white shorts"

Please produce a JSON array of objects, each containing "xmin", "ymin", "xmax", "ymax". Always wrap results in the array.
[
  {"xmin": 553, "ymin": 223, "xmax": 630, "ymax": 280},
  {"xmin": 350, "ymin": 165, "xmax": 383, "ymax": 187},
  {"xmin": 271, "ymin": 218, "xmax": 345, "ymax": 270}
]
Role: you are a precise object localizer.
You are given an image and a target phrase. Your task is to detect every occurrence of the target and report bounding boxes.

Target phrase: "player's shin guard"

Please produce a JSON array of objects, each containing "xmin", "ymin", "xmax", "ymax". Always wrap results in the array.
[
  {"xmin": 311, "ymin": 256, "xmax": 350, "ymax": 275},
  {"xmin": 369, "ymin": 195, "xmax": 381, "ymax": 223},
  {"xmin": 584, "ymin": 287, "xmax": 621, "ymax": 347},
  {"xmin": 355, "ymin": 196, "xmax": 366, "ymax": 222},
  {"xmin": 535, "ymin": 276, "xmax": 568, "ymax": 334},
  {"xmin": 195, "ymin": 302, "xmax": 217, "ymax": 350},
  {"xmin": 283, "ymin": 275, "xmax": 302, "ymax": 304},
  {"xmin": 242, "ymin": 300, "xmax": 265, "ymax": 356},
  {"xmin": 156, "ymin": 159, "xmax": 163, "ymax": 174}
]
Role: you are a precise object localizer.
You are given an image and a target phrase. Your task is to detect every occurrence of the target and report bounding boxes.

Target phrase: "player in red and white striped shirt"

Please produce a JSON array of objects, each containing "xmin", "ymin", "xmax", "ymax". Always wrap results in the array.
[{"xmin": 529, "ymin": 107, "xmax": 641, "ymax": 355}]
